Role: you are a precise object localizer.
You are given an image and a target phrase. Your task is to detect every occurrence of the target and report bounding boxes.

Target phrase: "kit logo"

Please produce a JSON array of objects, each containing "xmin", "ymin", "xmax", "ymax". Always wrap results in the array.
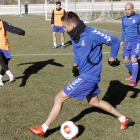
[
  {"xmin": 81, "ymin": 40, "xmax": 85, "ymax": 46},
  {"xmin": 67, "ymin": 78, "xmax": 82, "ymax": 90},
  {"xmin": 135, "ymin": 43, "xmax": 140, "ymax": 53}
]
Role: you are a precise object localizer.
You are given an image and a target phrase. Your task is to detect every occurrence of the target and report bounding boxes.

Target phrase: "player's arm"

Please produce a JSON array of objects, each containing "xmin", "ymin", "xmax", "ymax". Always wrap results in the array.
[
  {"xmin": 90, "ymin": 30, "xmax": 120, "ymax": 57},
  {"xmin": 137, "ymin": 14, "xmax": 140, "ymax": 35},
  {"xmin": 120, "ymin": 18, "xmax": 125, "ymax": 48},
  {"xmin": 90, "ymin": 30, "xmax": 120, "ymax": 66},
  {"xmin": 51, "ymin": 10, "xmax": 54, "ymax": 27},
  {"xmin": 3, "ymin": 21, "xmax": 25, "ymax": 36}
]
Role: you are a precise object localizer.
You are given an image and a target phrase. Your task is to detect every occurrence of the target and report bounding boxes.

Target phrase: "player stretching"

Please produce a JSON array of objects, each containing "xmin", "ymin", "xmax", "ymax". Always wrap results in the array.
[
  {"xmin": 51, "ymin": 1, "xmax": 66, "ymax": 49},
  {"xmin": 120, "ymin": 3, "xmax": 140, "ymax": 87},
  {"xmin": 29, "ymin": 12, "xmax": 132, "ymax": 136},
  {"xmin": 0, "ymin": 19, "xmax": 25, "ymax": 86}
]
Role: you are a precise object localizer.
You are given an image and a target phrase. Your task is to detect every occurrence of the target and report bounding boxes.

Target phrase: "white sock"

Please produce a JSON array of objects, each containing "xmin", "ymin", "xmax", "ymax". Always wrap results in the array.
[
  {"xmin": 62, "ymin": 43, "xmax": 64, "ymax": 46},
  {"xmin": 54, "ymin": 43, "xmax": 57, "ymax": 47},
  {"xmin": 118, "ymin": 115, "xmax": 126, "ymax": 122},
  {"xmin": 42, "ymin": 123, "xmax": 49, "ymax": 133},
  {"xmin": 6, "ymin": 70, "xmax": 13, "ymax": 78}
]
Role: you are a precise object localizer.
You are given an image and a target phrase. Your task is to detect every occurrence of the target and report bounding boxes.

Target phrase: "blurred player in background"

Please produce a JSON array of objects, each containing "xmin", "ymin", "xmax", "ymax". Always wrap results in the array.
[
  {"xmin": 0, "ymin": 19, "xmax": 25, "ymax": 86},
  {"xmin": 120, "ymin": 3, "xmax": 140, "ymax": 87},
  {"xmin": 51, "ymin": 1, "xmax": 66, "ymax": 49},
  {"xmin": 29, "ymin": 11, "xmax": 132, "ymax": 136}
]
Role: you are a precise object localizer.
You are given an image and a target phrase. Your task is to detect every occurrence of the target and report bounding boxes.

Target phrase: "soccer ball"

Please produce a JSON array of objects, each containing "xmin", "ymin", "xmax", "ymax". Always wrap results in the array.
[{"xmin": 60, "ymin": 121, "xmax": 79, "ymax": 139}]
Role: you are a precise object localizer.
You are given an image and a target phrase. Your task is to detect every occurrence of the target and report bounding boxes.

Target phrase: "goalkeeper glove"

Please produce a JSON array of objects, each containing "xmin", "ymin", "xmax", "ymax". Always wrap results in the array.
[
  {"xmin": 108, "ymin": 58, "xmax": 120, "ymax": 67},
  {"xmin": 72, "ymin": 66, "xmax": 79, "ymax": 77},
  {"xmin": 19, "ymin": 30, "xmax": 25, "ymax": 36}
]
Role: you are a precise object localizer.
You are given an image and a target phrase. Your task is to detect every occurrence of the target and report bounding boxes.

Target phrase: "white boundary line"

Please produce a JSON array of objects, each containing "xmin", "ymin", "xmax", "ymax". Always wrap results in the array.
[{"xmin": 11, "ymin": 51, "xmax": 123, "ymax": 57}]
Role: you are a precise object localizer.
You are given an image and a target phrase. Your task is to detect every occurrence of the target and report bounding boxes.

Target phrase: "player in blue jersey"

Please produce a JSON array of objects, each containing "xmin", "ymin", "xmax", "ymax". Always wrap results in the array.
[
  {"xmin": 120, "ymin": 3, "xmax": 140, "ymax": 87},
  {"xmin": 29, "ymin": 12, "xmax": 132, "ymax": 136}
]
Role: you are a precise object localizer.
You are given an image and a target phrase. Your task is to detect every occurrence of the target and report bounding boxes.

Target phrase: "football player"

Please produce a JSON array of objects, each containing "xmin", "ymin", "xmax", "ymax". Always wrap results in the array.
[
  {"xmin": 0, "ymin": 19, "xmax": 25, "ymax": 85},
  {"xmin": 120, "ymin": 3, "xmax": 140, "ymax": 87},
  {"xmin": 51, "ymin": 1, "xmax": 66, "ymax": 49},
  {"xmin": 29, "ymin": 12, "xmax": 132, "ymax": 136}
]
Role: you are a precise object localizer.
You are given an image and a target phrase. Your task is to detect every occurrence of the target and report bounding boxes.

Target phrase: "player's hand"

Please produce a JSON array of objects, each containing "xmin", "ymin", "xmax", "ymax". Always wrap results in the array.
[
  {"xmin": 51, "ymin": 24, "xmax": 54, "ymax": 28},
  {"xmin": 120, "ymin": 42, "xmax": 123, "ymax": 48},
  {"xmin": 108, "ymin": 58, "xmax": 120, "ymax": 67},
  {"xmin": 72, "ymin": 66, "xmax": 79, "ymax": 77},
  {"xmin": 108, "ymin": 57, "xmax": 115, "ymax": 62}
]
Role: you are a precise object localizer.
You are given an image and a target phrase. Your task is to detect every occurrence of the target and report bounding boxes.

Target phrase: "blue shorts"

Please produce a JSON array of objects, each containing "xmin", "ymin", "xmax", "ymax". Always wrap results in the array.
[
  {"xmin": 123, "ymin": 41, "xmax": 140, "ymax": 59},
  {"xmin": 63, "ymin": 76, "xmax": 101, "ymax": 101},
  {"xmin": 53, "ymin": 26, "xmax": 65, "ymax": 33},
  {"xmin": 0, "ymin": 49, "xmax": 11, "ymax": 59}
]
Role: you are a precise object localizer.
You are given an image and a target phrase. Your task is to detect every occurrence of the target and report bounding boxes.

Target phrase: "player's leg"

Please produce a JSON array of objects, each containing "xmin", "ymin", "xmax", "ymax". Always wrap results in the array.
[
  {"xmin": 128, "ymin": 42, "xmax": 140, "ymax": 87},
  {"xmin": 52, "ymin": 32, "xmax": 57, "ymax": 48},
  {"xmin": 29, "ymin": 89, "xmax": 70, "ymax": 135},
  {"xmin": 51, "ymin": 26, "xmax": 58, "ymax": 49},
  {"xmin": 29, "ymin": 76, "xmax": 88, "ymax": 136},
  {"xmin": 130, "ymin": 57, "xmax": 138, "ymax": 85},
  {"xmin": 61, "ymin": 33, "xmax": 65, "ymax": 49},
  {"xmin": 87, "ymin": 94, "xmax": 122, "ymax": 118},
  {"xmin": 45, "ymin": 89, "xmax": 70, "ymax": 126},
  {"xmin": 0, "ymin": 52, "xmax": 15, "ymax": 85},
  {"xmin": 123, "ymin": 42, "xmax": 132, "ymax": 81},
  {"xmin": 123, "ymin": 59, "xmax": 133, "ymax": 80},
  {"xmin": 86, "ymin": 94, "xmax": 132, "ymax": 130},
  {"xmin": 0, "ymin": 54, "xmax": 6, "ymax": 85},
  {"xmin": 59, "ymin": 26, "xmax": 65, "ymax": 49}
]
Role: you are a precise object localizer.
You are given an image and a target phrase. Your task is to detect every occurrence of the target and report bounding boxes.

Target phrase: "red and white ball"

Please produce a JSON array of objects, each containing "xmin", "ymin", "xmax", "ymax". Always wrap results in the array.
[{"xmin": 60, "ymin": 121, "xmax": 79, "ymax": 139}]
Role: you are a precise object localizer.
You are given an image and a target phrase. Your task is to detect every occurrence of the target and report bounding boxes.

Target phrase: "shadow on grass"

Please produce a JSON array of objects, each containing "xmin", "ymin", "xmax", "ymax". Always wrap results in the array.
[
  {"xmin": 16, "ymin": 59, "xmax": 63, "ymax": 87},
  {"xmin": 56, "ymin": 40, "xmax": 72, "ymax": 48},
  {"xmin": 44, "ymin": 126, "xmax": 60, "ymax": 138},
  {"xmin": 103, "ymin": 80, "xmax": 140, "ymax": 105}
]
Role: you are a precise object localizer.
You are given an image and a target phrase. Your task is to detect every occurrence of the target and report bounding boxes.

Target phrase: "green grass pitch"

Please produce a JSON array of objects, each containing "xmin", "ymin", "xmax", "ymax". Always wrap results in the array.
[{"xmin": 0, "ymin": 14, "xmax": 140, "ymax": 140}]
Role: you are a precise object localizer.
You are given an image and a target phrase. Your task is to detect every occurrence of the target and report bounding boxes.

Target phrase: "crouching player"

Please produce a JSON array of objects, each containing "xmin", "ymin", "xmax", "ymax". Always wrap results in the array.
[
  {"xmin": 0, "ymin": 19, "xmax": 25, "ymax": 86},
  {"xmin": 29, "ymin": 12, "xmax": 132, "ymax": 136}
]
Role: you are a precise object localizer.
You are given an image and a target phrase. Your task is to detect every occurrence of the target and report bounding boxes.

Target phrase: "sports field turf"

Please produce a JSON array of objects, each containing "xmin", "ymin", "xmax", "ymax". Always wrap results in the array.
[{"xmin": 0, "ymin": 14, "xmax": 140, "ymax": 140}]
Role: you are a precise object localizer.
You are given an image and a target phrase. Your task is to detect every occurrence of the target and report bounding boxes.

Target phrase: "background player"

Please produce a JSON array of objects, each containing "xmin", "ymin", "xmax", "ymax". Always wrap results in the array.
[
  {"xmin": 29, "ymin": 11, "xmax": 132, "ymax": 136},
  {"xmin": 120, "ymin": 3, "xmax": 140, "ymax": 87},
  {"xmin": 51, "ymin": 1, "xmax": 66, "ymax": 49},
  {"xmin": 0, "ymin": 19, "xmax": 25, "ymax": 86}
]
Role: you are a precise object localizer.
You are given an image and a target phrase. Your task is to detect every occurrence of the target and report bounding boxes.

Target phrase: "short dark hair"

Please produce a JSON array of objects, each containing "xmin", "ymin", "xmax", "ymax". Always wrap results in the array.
[
  {"xmin": 56, "ymin": 1, "xmax": 61, "ymax": 5},
  {"xmin": 61, "ymin": 11, "xmax": 80, "ymax": 25}
]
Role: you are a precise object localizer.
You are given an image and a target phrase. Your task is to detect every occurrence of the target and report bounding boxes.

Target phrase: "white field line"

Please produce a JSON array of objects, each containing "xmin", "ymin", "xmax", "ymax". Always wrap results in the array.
[{"xmin": 11, "ymin": 51, "xmax": 123, "ymax": 57}]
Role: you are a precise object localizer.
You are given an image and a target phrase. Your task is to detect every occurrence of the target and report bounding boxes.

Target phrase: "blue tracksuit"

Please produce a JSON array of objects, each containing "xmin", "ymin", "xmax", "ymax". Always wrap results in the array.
[
  {"xmin": 121, "ymin": 13, "xmax": 140, "ymax": 42},
  {"xmin": 71, "ymin": 26, "xmax": 120, "ymax": 81}
]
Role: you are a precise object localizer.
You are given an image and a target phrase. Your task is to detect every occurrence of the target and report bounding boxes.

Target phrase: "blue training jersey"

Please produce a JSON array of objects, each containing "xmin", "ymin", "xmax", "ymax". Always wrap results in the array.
[
  {"xmin": 71, "ymin": 26, "xmax": 120, "ymax": 81},
  {"xmin": 121, "ymin": 13, "xmax": 140, "ymax": 42}
]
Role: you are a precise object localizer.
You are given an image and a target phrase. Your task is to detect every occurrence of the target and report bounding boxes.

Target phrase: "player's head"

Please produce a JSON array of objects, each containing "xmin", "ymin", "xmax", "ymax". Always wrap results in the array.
[
  {"xmin": 61, "ymin": 11, "xmax": 80, "ymax": 32},
  {"xmin": 125, "ymin": 3, "xmax": 134, "ymax": 16},
  {"xmin": 56, "ymin": 1, "xmax": 61, "ymax": 9}
]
